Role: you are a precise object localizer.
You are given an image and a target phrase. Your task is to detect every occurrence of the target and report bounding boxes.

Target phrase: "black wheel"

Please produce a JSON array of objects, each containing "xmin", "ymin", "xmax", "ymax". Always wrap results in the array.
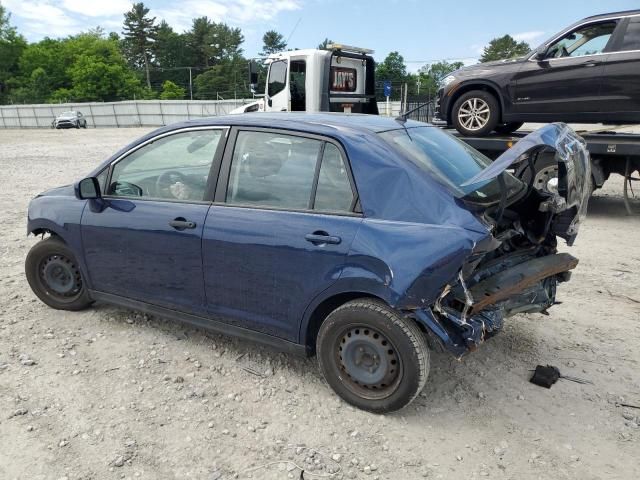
[
  {"xmin": 316, "ymin": 299, "xmax": 430, "ymax": 413},
  {"xmin": 452, "ymin": 90, "xmax": 500, "ymax": 137},
  {"xmin": 82, "ymin": 123, "xmax": 87, "ymax": 129},
  {"xmin": 75, "ymin": 123, "xmax": 80, "ymax": 129},
  {"xmin": 494, "ymin": 121, "xmax": 524, "ymax": 135},
  {"xmin": 25, "ymin": 237, "xmax": 92, "ymax": 311}
]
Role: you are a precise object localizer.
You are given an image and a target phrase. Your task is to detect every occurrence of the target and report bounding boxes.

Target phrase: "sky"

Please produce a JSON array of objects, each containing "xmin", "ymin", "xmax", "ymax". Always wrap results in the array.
[{"xmin": 2, "ymin": 0, "xmax": 639, "ymax": 71}]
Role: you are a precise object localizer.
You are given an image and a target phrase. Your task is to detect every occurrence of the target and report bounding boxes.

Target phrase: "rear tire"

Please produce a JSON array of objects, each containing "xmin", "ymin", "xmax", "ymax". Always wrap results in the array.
[
  {"xmin": 494, "ymin": 121, "xmax": 524, "ymax": 135},
  {"xmin": 25, "ymin": 237, "xmax": 93, "ymax": 311},
  {"xmin": 452, "ymin": 90, "xmax": 500, "ymax": 137},
  {"xmin": 316, "ymin": 299, "xmax": 430, "ymax": 413}
]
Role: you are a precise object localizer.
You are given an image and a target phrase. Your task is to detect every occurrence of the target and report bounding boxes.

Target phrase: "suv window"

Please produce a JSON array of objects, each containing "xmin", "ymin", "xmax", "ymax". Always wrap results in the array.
[
  {"xmin": 227, "ymin": 131, "xmax": 321, "ymax": 209},
  {"xmin": 314, "ymin": 144, "xmax": 354, "ymax": 212},
  {"xmin": 547, "ymin": 21, "xmax": 617, "ymax": 58},
  {"xmin": 268, "ymin": 60, "xmax": 287, "ymax": 97},
  {"xmin": 621, "ymin": 17, "xmax": 640, "ymax": 51},
  {"xmin": 108, "ymin": 129, "xmax": 223, "ymax": 201}
]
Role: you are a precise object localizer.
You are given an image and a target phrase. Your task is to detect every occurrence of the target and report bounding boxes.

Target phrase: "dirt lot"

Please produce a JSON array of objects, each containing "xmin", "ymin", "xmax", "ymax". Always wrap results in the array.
[{"xmin": 0, "ymin": 128, "xmax": 638, "ymax": 480}]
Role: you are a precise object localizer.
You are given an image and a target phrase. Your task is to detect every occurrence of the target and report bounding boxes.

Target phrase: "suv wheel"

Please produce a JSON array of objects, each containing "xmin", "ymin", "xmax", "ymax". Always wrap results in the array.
[
  {"xmin": 316, "ymin": 299, "xmax": 430, "ymax": 413},
  {"xmin": 25, "ymin": 237, "xmax": 93, "ymax": 311},
  {"xmin": 452, "ymin": 90, "xmax": 499, "ymax": 137}
]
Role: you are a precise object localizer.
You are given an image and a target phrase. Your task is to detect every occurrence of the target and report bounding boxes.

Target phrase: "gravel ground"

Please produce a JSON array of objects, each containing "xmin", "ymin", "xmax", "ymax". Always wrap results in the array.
[{"xmin": 0, "ymin": 127, "xmax": 639, "ymax": 480}]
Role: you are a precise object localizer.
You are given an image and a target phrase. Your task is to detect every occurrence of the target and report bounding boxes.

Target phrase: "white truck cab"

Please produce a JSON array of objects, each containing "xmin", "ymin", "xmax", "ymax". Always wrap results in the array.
[{"xmin": 232, "ymin": 44, "xmax": 378, "ymax": 115}]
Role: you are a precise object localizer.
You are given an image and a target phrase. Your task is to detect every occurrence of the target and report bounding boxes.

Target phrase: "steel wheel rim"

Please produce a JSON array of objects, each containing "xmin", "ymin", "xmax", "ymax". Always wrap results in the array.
[
  {"xmin": 533, "ymin": 165, "xmax": 559, "ymax": 194},
  {"xmin": 39, "ymin": 254, "xmax": 82, "ymax": 300},
  {"xmin": 458, "ymin": 98, "xmax": 491, "ymax": 131},
  {"xmin": 336, "ymin": 325, "xmax": 403, "ymax": 400}
]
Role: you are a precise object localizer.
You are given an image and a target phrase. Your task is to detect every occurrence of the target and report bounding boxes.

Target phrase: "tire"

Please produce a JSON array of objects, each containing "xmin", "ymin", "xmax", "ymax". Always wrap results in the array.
[
  {"xmin": 75, "ymin": 123, "xmax": 80, "ymax": 129},
  {"xmin": 25, "ymin": 237, "xmax": 93, "ymax": 311},
  {"xmin": 494, "ymin": 121, "xmax": 524, "ymax": 135},
  {"xmin": 316, "ymin": 299, "xmax": 430, "ymax": 413},
  {"xmin": 452, "ymin": 90, "xmax": 500, "ymax": 137},
  {"xmin": 82, "ymin": 123, "xmax": 87, "ymax": 129}
]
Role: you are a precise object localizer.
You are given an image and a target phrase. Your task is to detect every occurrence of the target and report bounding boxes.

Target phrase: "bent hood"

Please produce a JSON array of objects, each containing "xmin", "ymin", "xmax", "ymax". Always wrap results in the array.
[{"xmin": 463, "ymin": 123, "xmax": 591, "ymax": 238}]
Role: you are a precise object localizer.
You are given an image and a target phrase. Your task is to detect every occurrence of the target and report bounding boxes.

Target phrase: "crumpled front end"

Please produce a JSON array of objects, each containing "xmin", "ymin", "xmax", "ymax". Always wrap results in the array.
[{"xmin": 415, "ymin": 124, "xmax": 590, "ymax": 358}]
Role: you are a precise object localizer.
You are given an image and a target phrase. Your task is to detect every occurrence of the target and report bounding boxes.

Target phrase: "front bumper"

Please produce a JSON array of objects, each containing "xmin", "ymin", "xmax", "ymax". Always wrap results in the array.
[
  {"xmin": 55, "ymin": 121, "xmax": 78, "ymax": 128},
  {"xmin": 434, "ymin": 88, "xmax": 448, "ymax": 123}
]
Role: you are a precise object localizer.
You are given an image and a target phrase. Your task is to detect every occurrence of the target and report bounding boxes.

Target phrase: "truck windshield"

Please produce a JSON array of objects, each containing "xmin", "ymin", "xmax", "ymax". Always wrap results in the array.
[{"xmin": 378, "ymin": 126, "xmax": 524, "ymax": 204}]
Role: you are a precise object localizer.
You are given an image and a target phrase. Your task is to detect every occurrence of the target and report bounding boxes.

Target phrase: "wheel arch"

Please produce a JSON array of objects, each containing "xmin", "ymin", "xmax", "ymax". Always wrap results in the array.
[
  {"xmin": 301, "ymin": 290, "xmax": 386, "ymax": 355},
  {"xmin": 447, "ymin": 81, "xmax": 505, "ymax": 124}
]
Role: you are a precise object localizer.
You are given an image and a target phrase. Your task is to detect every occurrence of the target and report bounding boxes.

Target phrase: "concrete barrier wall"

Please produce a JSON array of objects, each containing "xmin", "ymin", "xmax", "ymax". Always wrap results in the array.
[{"xmin": 0, "ymin": 100, "xmax": 405, "ymax": 129}]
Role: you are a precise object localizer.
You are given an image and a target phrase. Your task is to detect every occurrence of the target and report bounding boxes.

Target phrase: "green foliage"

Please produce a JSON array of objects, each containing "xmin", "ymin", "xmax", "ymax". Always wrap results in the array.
[
  {"xmin": 0, "ymin": 3, "xmax": 27, "ymax": 101},
  {"xmin": 480, "ymin": 35, "xmax": 530, "ymax": 62},
  {"xmin": 376, "ymin": 51, "xmax": 408, "ymax": 83},
  {"xmin": 193, "ymin": 60, "xmax": 250, "ymax": 100},
  {"xmin": 122, "ymin": 2, "xmax": 158, "ymax": 88},
  {"xmin": 417, "ymin": 60, "xmax": 465, "ymax": 93},
  {"xmin": 160, "ymin": 80, "xmax": 185, "ymax": 100},
  {"xmin": 318, "ymin": 38, "xmax": 334, "ymax": 50},
  {"xmin": 261, "ymin": 30, "xmax": 286, "ymax": 56}
]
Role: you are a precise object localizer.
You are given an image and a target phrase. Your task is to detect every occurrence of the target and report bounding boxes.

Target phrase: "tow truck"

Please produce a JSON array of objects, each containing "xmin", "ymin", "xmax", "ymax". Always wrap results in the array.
[{"xmin": 231, "ymin": 44, "xmax": 378, "ymax": 115}]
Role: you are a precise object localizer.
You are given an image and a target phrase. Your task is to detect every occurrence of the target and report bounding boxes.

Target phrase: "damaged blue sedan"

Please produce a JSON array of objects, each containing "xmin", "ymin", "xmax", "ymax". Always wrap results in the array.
[{"xmin": 25, "ymin": 113, "xmax": 590, "ymax": 412}]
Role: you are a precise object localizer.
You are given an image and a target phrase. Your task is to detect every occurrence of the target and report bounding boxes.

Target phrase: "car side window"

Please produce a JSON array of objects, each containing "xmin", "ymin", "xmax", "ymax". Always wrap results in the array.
[
  {"xmin": 314, "ymin": 143, "xmax": 354, "ymax": 212},
  {"xmin": 547, "ymin": 21, "xmax": 617, "ymax": 58},
  {"xmin": 108, "ymin": 129, "xmax": 223, "ymax": 201},
  {"xmin": 620, "ymin": 18, "xmax": 640, "ymax": 51},
  {"xmin": 268, "ymin": 60, "xmax": 287, "ymax": 97},
  {"xmin": 226, "ymin": 131, "xmax": 321, "ymax": 210}
]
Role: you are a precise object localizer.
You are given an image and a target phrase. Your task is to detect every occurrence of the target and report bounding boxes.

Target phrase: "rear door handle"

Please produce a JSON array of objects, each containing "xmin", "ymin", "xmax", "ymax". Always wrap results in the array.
[
  {"xmin": 169, "ymin": 218, "xmax": 197, "ymax": 230},
  {"xmin": 305, "ymin": 231, "xmax": 341, "ymax": 245}
]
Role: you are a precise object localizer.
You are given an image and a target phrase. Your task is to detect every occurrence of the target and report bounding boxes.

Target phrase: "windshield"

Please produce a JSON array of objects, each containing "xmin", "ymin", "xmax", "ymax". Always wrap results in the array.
[
  {"xmin": 60, "ymin": 111, "xmax": 76, "ymax": 117},
  {"xmin": 378, "ymin": 126, "xmax": 524, "ymax": 204}
]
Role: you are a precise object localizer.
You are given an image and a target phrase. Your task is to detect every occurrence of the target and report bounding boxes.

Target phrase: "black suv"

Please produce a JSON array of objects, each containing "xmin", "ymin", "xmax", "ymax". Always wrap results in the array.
[{"xmin": 437, "ymin": 10, "xmax": 640, "ymax": 136}]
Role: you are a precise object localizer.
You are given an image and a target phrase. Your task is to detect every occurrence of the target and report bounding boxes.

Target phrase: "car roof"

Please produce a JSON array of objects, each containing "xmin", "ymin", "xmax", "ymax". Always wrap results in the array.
[
  {"xmin": 582, "ymin": 9, "xmax": 640, "ymax": 22},
  {"xmin": 170, "ymin": 112, "xmax": 428, "ymax": 135}
]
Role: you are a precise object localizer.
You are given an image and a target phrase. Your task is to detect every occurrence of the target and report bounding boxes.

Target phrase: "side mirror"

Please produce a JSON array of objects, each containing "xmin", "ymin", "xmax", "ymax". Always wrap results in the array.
[
  {"xmin": 534, "ymin": 49, "xmax": 548, "ymax": 61},
  {"xmin": 248, "ymin": 60, "xmax": 259, "ymax": 86},
  {"xmin": 76, "ymin": 177, "xmax": 101, "ymax": 200}
]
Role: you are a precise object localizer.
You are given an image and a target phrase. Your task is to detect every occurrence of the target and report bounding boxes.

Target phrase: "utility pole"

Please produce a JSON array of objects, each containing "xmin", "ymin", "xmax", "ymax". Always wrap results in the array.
[{"xmin": 188, "ymin": 67, "xmax": 193, "ymax": 100}]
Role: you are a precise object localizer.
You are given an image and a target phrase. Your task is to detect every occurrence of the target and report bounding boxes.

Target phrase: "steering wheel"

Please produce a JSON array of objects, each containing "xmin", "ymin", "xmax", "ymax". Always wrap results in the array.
[{"xmin": 155, "ymin": 170, "xmax": 190, "ymax": 199}]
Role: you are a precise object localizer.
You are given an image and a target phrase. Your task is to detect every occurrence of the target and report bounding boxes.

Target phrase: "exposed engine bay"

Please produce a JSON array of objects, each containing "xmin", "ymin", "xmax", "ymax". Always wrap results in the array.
[{"xmin": 423, "ymin": 124, "xmax": 591, "ymax": 358}]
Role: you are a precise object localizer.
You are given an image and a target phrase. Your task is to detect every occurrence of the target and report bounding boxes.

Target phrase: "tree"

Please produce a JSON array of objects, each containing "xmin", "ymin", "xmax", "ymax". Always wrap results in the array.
[
  {"xmin": 417, "ymin": 60, "xmax": 464, "ymax": 94},
  {"xmin": 0, "ymin": 3, "xmax": 27, "ymax": 101},
  {"xmin": 193, "ymin": 59, "xmax": 250, "ymax": 100},
  {"xmin": 261, "ymin": 30, "xmax": 286, "ymax": 56},
  {"xmin": 318, "ymin": 38, "xmax": 334, "ymax": 50},
  {"xmin": 159, "ymin": 80, "xmax": 185, "ymax": 99},
  {"xmin": 122, "ymin": 2, "xmax": 158, "ymax": 88},
  {"xmin": 480, "ymin": 35, "xmax": 530, "ymax": 62},
  {"xmin": 376, "ymin": 51, "xmax": 408, "ymax": 83}
]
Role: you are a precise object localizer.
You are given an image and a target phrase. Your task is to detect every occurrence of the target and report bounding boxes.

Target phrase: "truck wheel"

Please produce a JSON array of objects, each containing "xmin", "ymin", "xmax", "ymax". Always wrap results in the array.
[
  {"xmin": 316, "ymin": 299, "xmax": 430, "ymax": 413},
  {"xmin": 25, "ymin": 237, "xmax": 93, "ymax": 311},
  {"xmin": 494, "ymin": 122, "xmax": 524, "ymax": 135},
  {"xmin": 452, "ymin": 90, "xmax": 499, "ymax": 137}
]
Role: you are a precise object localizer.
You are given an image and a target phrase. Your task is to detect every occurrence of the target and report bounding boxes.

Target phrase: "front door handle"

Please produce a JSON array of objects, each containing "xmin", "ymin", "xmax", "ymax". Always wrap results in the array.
[
  {"xmin": 583, "ymin": 60, "xmax": 600, "ymax": 67},
  {"xmin": 169, "ymin": 218, "xmax": 197, "ymax": 230},
  {"xmin": 305, "ymin": 231, "xmax": 341, "ymax": 245}
]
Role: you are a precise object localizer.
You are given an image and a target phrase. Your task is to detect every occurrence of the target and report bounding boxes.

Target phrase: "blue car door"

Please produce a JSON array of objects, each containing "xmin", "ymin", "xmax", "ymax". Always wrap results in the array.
[
  {"xmin": 81, "ymin": 127, "xmax": 227, "ymax": 315},
  {"xmin": 202, "ymin": 129, "xmax": 362, "ymax": 341}
]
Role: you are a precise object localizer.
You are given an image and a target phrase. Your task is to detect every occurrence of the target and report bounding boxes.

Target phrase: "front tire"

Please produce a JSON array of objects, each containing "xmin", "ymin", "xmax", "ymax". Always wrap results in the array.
[
  {"xmin": 452, "ymin": 90, "xmax": 499, "ymax": 137},
  {"xmin": 317, "ymin": 299, "xmax": 430, "ymax": 413},
  {"xmin": 25, "ymin": 237, "xmax": 93, "ymax": 311}
]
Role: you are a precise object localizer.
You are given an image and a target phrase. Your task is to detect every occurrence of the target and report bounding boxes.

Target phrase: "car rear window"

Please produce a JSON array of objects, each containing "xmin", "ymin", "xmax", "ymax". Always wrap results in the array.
[{"xmin": 378, "ymin": 126, "xmax": 523, "ymax": 204}]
